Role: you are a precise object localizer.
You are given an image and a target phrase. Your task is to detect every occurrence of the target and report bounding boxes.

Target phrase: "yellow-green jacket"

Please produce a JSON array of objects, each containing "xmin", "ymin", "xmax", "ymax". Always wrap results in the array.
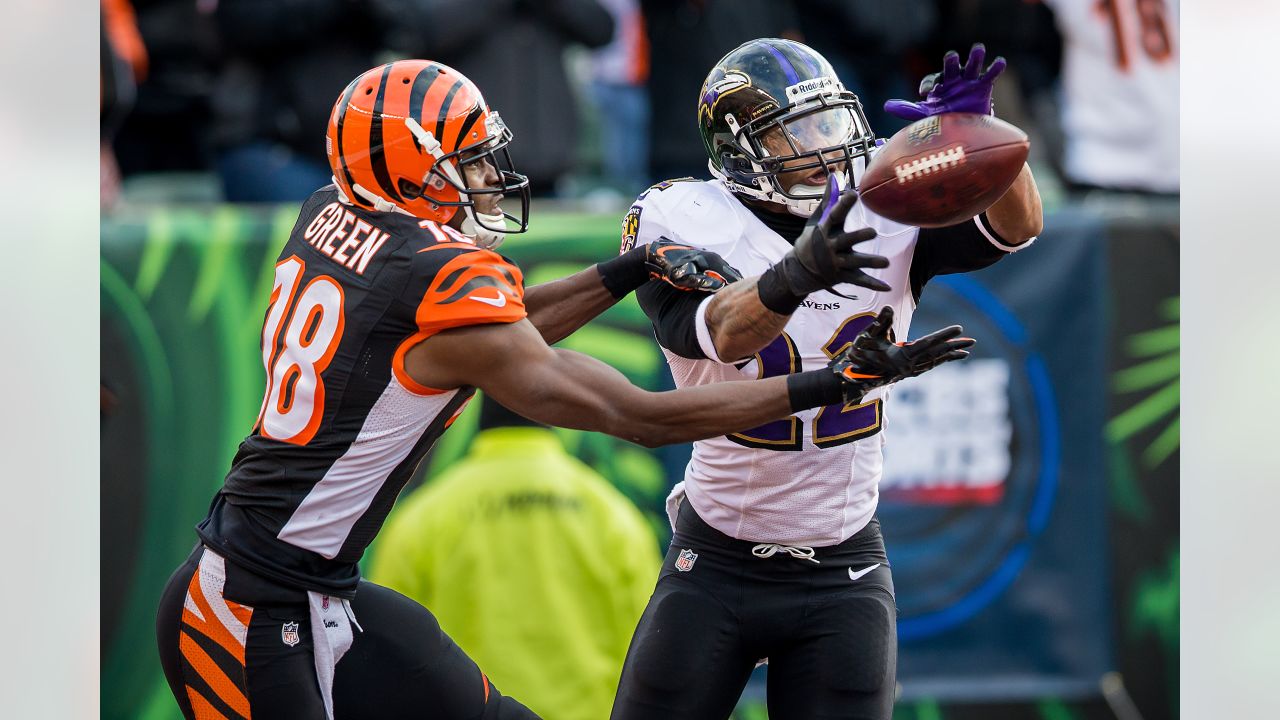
[{"xmin": 370, "ymin": 427, "xmax": 661, "ymax": 720}]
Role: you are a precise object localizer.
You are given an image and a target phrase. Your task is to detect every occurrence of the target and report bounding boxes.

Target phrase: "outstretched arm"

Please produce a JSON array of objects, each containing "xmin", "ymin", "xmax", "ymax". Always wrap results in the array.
[
  {"xmin": 701, "ymin": 278, "xmax": 793, "ymax": 362},
  {"xmin": 405, "ymin": 308, "xmax": 972, "ymax": 447},
  {"xmin": 524, "ymin": 240, "xmax": 742, "ymax": 345},
  {"xmin": 883, "ymin": 43, "xmax": 1042, "ymax": 243},
  {"xmin": 523, "ymin": 267, "xmax": 620, "ymax": 346},
  {"xmin": 404, "ymin": 318, "xmax": 805, "ymax": 447},
  {"xmin": 984, "ymin": 163, "xmax": 1042, "ymax": 243}
]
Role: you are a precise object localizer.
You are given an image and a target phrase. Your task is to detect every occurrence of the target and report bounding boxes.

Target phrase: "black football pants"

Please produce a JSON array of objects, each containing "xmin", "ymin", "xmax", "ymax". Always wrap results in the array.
[
  {"xmin": 156, "ymin": 545, "xmax": 538, "ymax": 719},
  {"xmin": 611, "ymin": 503, "xmax": 897, "ymax": 720}
]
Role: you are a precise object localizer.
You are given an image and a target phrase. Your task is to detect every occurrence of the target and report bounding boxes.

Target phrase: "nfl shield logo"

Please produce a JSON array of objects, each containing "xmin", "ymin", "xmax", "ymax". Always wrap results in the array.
[
  {"xmin": 675, "ymin": 548, "xmax": 698, "ymax": 572},
  {"xmin": 281, "ymin": 622, "xmax": 301, "ymax": 647}
]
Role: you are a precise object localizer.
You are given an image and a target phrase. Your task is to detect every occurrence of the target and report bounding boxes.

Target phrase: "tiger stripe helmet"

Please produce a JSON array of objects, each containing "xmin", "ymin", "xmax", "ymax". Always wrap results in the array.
[{"xmin": 325, "ymin": 61, "xmax": 530, "ymax": 245}]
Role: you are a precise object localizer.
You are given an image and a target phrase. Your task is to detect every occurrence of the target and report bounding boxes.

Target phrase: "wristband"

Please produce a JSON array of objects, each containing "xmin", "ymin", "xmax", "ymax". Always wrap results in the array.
[
  {"xmin": 597, "ymin": 246, "xmax": 650, "ymax": 299},
  {"xmin": 786, "ymin": 369, "xmax": 844, "ymax": 412},
  {"xmin": 756, "ymin": 264, "xmax": 804, "ymax": 315}
]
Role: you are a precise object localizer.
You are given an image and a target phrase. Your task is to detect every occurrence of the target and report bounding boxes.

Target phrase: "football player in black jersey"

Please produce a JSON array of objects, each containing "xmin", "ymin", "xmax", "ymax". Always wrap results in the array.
[{"xmin": 155, "ymin": 60, "xmax": 973, "ymax": 720}]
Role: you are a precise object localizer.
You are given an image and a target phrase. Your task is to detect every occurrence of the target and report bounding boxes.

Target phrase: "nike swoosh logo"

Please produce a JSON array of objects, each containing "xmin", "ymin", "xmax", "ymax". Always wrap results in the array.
[
  {"xmin": 469, "ymin": 292, "xmax": 507, "ymax": 308},
  {"xmin": 847, "ymin": 563, "xmax": 881, "ymax": 582}
]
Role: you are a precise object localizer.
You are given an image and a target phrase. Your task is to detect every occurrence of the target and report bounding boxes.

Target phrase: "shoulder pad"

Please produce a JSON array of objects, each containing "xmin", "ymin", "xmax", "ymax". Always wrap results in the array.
[
  {"xmin": 632, "ymin": 179, "xmax": 745, "ymax": 254},
  {"xmin": 408, "ymin": 244, "xmax": 526, "ymax": 336}
]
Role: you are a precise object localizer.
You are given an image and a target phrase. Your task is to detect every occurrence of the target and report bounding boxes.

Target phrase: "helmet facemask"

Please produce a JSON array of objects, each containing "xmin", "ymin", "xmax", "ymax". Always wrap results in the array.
[
  {"xmin": 402, "ymin": 112, "xmax": 531, "ymax": 249},
  {"xmin": 717, "ymin": 88, "xmax": 876, "ymax": 217}
]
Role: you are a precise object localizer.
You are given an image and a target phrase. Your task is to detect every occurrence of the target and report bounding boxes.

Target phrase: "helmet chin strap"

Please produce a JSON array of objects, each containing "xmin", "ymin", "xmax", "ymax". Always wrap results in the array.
[
  {"xmin": 339, "ymin": 179, "xmax": 416, "ymax": 216},
  {"xmin": 460, "ymin": 206, "xmax": 507, "ymax": 249},
  {"xmin": 406, "ymin": 115, "xmax": 507, "ymax": 249},
  {"xmin": 780, "ymin": 180, "xmax": 828, "ymax": 218}
]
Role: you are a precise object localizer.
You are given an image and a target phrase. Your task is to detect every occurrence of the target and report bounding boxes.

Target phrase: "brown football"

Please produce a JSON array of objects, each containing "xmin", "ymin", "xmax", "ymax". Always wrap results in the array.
[{"xmin": 858, "ymin": 113, "xmax": 1029, "ymax": 228}]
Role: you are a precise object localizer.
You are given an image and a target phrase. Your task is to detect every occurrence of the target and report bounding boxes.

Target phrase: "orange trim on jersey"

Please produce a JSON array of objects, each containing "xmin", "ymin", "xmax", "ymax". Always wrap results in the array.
[
  {"xmin": 298, "ymin": 275, "xmax": 346, "ymax": 446},
  {"xmin": 444, "ymin": 396, "xmax": 473, "ymax": 427},
  {"xmin": 392, "ymin": 334, "xmax": 448, "ymax": 397},
  {"xmin": 180, "ymin": 631, "xmax": 251, "ymax": 718}
]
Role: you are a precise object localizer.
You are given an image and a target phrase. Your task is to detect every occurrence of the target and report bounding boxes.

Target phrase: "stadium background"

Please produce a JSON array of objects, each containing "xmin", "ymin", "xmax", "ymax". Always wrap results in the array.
[{"xmin": 100, "ymin": 1, "xmax": 1179, "ymax": 718}]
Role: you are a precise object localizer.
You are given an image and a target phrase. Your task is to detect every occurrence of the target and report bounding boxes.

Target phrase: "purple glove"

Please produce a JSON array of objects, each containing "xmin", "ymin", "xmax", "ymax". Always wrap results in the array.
[{"xmin": 883, "ymin": 44, "xmax": 1007, "ymax": 121}]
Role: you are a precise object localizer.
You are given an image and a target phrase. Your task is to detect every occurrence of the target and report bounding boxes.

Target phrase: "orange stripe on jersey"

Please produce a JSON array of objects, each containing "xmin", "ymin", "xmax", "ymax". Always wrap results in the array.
[
  {"xmin": 181, "ymin": 631, "xmax": 251, "ymax": 718},
  {"xmin": 227, "ymin": 599, "xmax": 253, "ymax": 627},
  {"xmin": 185, "ymin": 685, "xmax": 233, "ymax": 720}
]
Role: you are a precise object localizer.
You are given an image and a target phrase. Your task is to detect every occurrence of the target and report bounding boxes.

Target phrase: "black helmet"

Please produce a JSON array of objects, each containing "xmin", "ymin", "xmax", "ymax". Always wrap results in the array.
[{"xmin": 697, "ymin": 39, "xmax": 876, "ymax": 216}]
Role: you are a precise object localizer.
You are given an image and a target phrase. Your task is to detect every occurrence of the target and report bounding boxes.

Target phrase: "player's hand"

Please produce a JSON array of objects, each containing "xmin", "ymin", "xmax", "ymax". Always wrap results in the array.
[
  {"xmin": 883, "ymin": 43, "xmax": 1006, "ymax": 121},
  {"xmin": 828, "ymin": 306, "xmax": 975, "ymax": 403},
  {"xmin": 645, "ymin": 239, "xmax": 743, "ymax": 292},
  {"xmin": 773, "ymin": 173, "xmax": 890, "ymax": 295}
]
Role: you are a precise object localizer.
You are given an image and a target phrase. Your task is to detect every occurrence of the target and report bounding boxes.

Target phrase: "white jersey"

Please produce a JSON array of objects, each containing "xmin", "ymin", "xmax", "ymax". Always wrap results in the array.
[
  {"xmin": 629, "ymin": 178, "xmax": 1028, "ymax": 547},
  {"xmin": 1046, "ymin": 0, "xmax": 1179, "ymax": 192}
]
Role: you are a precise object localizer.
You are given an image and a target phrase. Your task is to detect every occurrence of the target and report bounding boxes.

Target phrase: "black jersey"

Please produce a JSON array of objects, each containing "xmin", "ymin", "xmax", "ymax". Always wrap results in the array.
[{"xmin": 197, "ymin": 186, "xmax": 527, "ymax": 596}]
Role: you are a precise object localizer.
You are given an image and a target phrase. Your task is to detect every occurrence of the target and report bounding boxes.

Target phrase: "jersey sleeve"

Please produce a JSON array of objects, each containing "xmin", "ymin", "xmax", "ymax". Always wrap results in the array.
[
  {"xmin": 624, "ymin": 192, "xmax": 723, "ymax": 361},
  {"xmin": 407, "ymin": 244, "xmax": 527, "ymax": 337},
  {"xmin": 909, "ymin": 212, "xmax": 1036, "ymax": 301},
  {"xmin": 636, "ymin": 280, "xmax": 714, "ymax": 360},
  {"xmin": 619, "ymin": 192, "xmax": 672, "ymax": 254}
]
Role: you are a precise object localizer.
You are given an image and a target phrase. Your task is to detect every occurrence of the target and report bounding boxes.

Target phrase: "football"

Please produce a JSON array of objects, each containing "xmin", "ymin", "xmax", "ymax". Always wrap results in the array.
[{"xmin": 858, "ymin": 113, "xmax": 1029, "ymax": 228}]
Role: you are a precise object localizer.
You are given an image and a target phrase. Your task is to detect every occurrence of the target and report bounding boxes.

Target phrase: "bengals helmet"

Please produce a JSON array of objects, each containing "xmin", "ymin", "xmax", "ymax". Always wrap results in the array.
[
  {"xmin": 697, "ymin": 39, "xmax": 877, "ymax": 217},
  {"xmin": 325, "ymin": 60, "xmax": 530, "ymax": 247}
]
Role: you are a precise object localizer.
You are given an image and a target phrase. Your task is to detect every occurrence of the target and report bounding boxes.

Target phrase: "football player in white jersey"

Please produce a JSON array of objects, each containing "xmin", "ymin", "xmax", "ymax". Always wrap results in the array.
[{"xmin": 610, "ymin": 40, "xmax": 1043, "ymax": 719}]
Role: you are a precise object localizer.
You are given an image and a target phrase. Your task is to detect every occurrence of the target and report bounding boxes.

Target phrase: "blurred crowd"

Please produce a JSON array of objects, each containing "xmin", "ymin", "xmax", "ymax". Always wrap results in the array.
[{"xmin": 101, "ymin": 0, "xmax": 1179, "ymax": 210}]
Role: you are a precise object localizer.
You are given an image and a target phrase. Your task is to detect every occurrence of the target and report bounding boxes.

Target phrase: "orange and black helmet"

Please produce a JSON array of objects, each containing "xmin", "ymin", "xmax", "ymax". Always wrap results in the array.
[{"xmin": 325, "ymin": 60, "xmax": 530, "ymax": 241}]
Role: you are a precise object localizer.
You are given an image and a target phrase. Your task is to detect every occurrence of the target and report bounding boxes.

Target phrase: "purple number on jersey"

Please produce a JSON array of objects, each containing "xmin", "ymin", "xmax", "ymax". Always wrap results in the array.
[
  {"xmin": 812, "ymin": 314, "xmax": 884, "ymax": 448},
  {"xmin": 726, "ymin": 314, "xmax": 884, "ymax": 451}
]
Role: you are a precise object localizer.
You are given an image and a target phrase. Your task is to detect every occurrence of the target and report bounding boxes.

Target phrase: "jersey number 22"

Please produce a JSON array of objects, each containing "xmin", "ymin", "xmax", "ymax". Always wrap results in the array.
[{"xmin": 729, "ymin": 313, "xmax": 883, "ymax": 451}]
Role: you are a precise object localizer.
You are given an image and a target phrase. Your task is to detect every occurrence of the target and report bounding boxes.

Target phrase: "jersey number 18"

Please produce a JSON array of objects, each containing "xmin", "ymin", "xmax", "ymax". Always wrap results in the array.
[{"xmin": 255, "ymin": 256, "xmax": 347, "ymax": 445}]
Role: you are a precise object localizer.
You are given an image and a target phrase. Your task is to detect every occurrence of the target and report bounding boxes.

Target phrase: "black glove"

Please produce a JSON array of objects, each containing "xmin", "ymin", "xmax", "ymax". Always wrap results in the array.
[
  {"xmin": 598, "ymin": 239, "xmax": 742, "ymax": 298},
  {"xmin": 830, "ymin": 306, "xmax": 975, "ymax": 403},
  {"xmin": 757, "ymin": 173, "xmax": 890, "ymax": 314},
  {"xmin": 644, "ymin": 239, "xmax": 743, "ymax": 292}
]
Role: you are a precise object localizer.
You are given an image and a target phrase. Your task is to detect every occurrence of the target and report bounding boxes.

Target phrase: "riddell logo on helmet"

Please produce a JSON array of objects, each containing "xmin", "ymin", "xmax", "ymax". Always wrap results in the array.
[{"xmin": 785, "ymin": 76, "xmax": 838, "ymax": 100}]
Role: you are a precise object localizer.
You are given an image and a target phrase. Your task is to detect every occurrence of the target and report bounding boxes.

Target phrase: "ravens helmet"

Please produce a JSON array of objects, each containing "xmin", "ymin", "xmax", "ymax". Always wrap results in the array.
[{"xmin": 698, "ymin": 39, "xmax": 877, "ymax": 217}]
